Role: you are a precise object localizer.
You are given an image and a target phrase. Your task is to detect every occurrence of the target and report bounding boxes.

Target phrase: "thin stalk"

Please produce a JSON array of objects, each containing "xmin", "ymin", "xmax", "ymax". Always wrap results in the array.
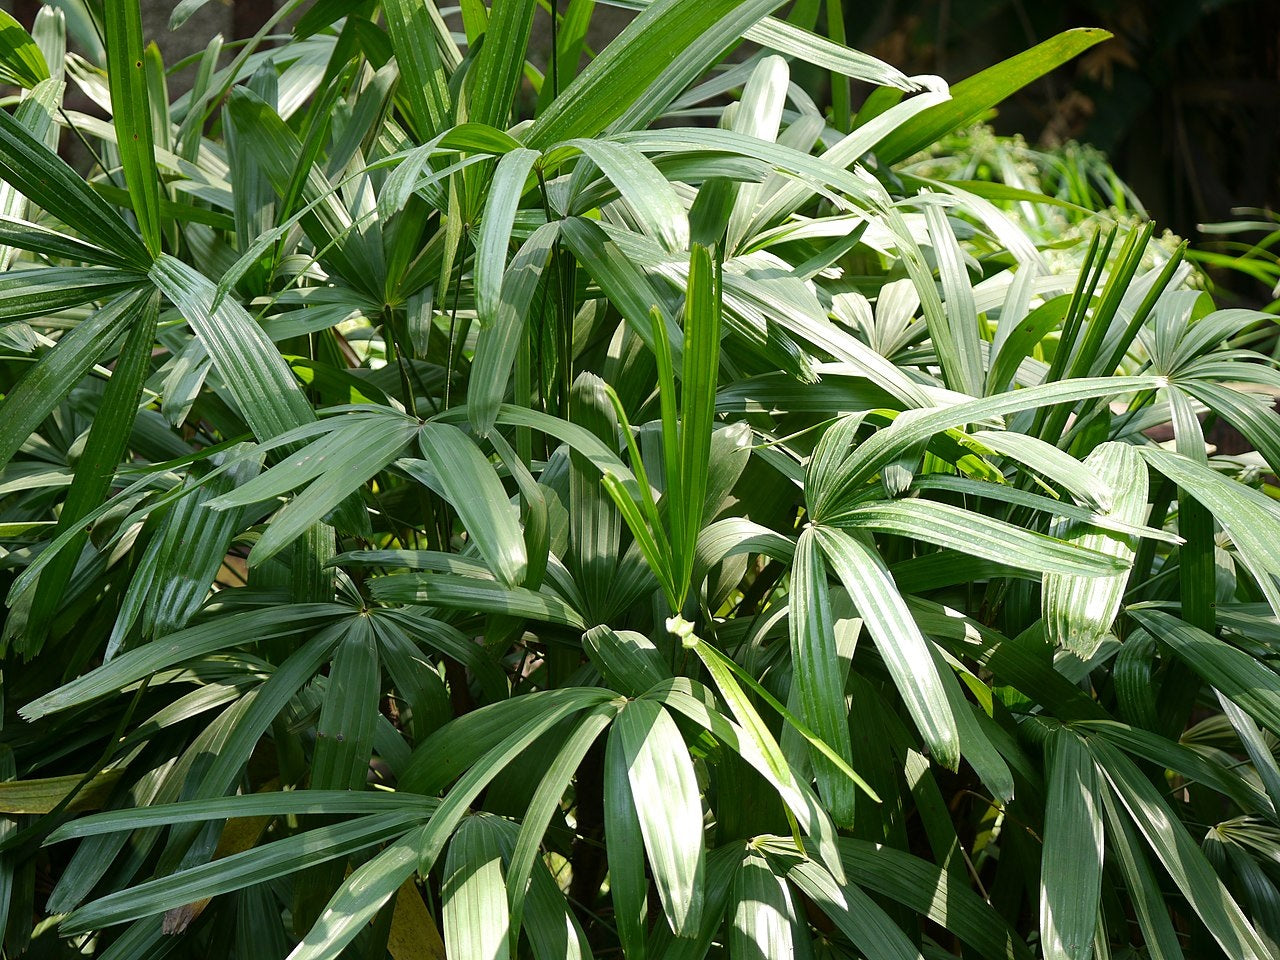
[
  {"xmin": 549, "ymin": 0, "xmax": 560, "ymax": 100},
  {"xmin": 826, "ymin": 0, "xmax": 850, "ymax": 131},
  {"xmin": 383, "ymin": 308, "xmax": 419, "ymax": 420},
  {"xmin": 535, "ymin": 165, "xmax": 573, "ymax": 418},
  {"xmin": 443, "ymin": 226, "xmax": 468, "ymax": 411},
  {"xmin": 59, "ymin": 107, "xmax": 126, "ymax": 193}
]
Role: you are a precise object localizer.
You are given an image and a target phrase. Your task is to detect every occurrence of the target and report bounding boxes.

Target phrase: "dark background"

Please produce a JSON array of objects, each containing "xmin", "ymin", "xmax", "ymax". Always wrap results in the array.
[{"xmin": 837, "ymin": 0, "xmax": 1280, "ymax": 246}]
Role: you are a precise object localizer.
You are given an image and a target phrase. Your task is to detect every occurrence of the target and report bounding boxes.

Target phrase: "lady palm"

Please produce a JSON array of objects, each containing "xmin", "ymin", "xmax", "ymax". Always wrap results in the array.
[{"xmin": 1, "ymin": 2, "xmax": 1280, "ymax": 959}]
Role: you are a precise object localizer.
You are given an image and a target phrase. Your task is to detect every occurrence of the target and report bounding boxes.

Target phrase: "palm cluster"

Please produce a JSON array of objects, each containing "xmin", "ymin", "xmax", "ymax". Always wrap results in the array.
[{"xmin": 1, "ymin": 2, "xmax": 1280, "ymax": 959}]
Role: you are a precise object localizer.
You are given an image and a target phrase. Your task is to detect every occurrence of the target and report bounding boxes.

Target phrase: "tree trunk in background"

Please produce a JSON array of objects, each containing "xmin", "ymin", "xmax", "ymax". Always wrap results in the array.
[
  {"xmin": 233, "ymin": 0, "xmax": 275, "ymax": 40},
  {"xmin": 11, "ymin": 0, "xmax": 40, "ymax": 28}
]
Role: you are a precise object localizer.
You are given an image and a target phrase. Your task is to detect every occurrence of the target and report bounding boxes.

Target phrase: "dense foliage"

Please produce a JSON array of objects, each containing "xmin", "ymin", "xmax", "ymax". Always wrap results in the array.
[{"xmin": 1, "ymin": 2, "xmax": 1280, "ymax": 959}]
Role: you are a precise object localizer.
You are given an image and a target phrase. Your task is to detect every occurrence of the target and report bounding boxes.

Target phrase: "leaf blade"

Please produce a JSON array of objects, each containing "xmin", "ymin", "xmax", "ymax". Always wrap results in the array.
[
  {"xmin": 815, "ymin": 525, "xmax": 960, "ymax": 771},
  {"xmin": 103, "ymin": 0, "xmax": 162, "ymax": 255},
  {"xmin": 612, "ymin": 699, "xmax": 705, "ymax": 936},
  {"xmin": 1040, "ymin": 730, "xmax": 1104, "ymax": 960}
]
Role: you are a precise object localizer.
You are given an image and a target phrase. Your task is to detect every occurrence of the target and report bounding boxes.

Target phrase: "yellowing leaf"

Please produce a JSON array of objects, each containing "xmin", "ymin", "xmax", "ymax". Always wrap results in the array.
[{"xmin": 388, "ymin": 879, "xmax": 446, "ymax": 960}]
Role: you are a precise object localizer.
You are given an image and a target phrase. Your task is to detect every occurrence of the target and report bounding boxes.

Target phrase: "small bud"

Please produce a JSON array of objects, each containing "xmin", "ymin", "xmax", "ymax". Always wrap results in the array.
[{"xmin": 666, "ymin": 615, "xmax": 697, "ymax": 648}]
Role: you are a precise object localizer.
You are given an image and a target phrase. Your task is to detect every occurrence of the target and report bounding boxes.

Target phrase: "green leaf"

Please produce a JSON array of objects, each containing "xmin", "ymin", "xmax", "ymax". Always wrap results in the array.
[
  {"xmin": 527, "ymin": 0, "xmax": 786, "ymax": 146},
  {"xmin": 746, "ymin": 90, "xmax": 948, "ymax": 238},
  {"xmin": 745, "ymin": 11, "xmax": 931, "ymax": 90},
  {"xmin": 1095, "ymin": 787, "xmax": 1184, "ymax": 960},
  {"xmin": 921, "ymin": 196, "xmax": 983, "ymax": 397},
  {"xmin": 224, "ymin": 66, "xmax": 276, "ymax": 260},
  {"xmin": 506, "ymin": 705, "xmax": 617, "ymax": 951},
  {"xmin": 0, "ymin": 98, "xmax": 149, "ymax": 265},
  {"xmin": 150, "ymin": 255, "xmax": 316, "ymax": 443},
  {"xmin": 569, "ymin": 373, "xmax": 624, "ymax": 620},
  {"xmin": 0, "ymin": 215, "xmax": 136, "ymax": 267},
  {"xmin": 23, "ymin": 290, "xmax": 161, "ymax": 656},
  {"xmin": 370, "ymin": 615, "xmax": 450, "ymax": 741},
  {"xmin": 104, "ymin": 0, "xmax": 162, "ymax": 255},
  {"xmin": 0, "ymin": 78, "xmax": 61, "ymax": 266},
  {"xmin": 19, "ymin": 604, "xmax": 348, "ymax": 719},
  {"xmin": 536, "ymin": 0, "xmax": 596, "ymax": 109},
  {"xmin": 607, "ymin": 0, "xmax": 930, "ymax": 91},
  {"xmin": 675, "ymin": 642, "xmax": 877, "ymax": 810},
  {"xmin": 3, "ymin": 471, "xmax": 168, "ymax": 624},
  {"xmin": 731, "ymin": 849, "xmax": 802, "ymax": 960},
  {"xmin": 694, "ymin": 517, "xmax": 795, "ymax": 583},
  {"xmin": 673, "ymin": 243, "xmax": 721, "ymax": 600},
  {"xmin": 439, "ymin": 118, "xmax": 528, "ymax": 150},
  {"xmin": 910, "ymin": 474, "xmax": 1175, "ymax": 545},
  {"xmin": 600, "ymin": 417, "xmax": 679, "ymax": 610},
  {"xmin": 223, "ymin": 89, "xmax": 382, "ymax": 292},
  {"xmin": 376, "ymin": 608, "xmax": 510, "ymax": 704},
  {"xmin": 473, "ymin": 148, "xmax": 541, "ymax": 330},
  {"xmin": 1040, "ymin": 730, "xmax": 1104, "ymax": 960},
  {"xmin": 784, "ymin": 858, "xmax": 924, "ymax": 960},
  {"xmin": 0, "ymin": 266, "xmax": 146, "ymax": 321},
  {"xmin": 1216, "ymin": 693, "xmax": 1280, "ymax": 816},
  {"xmin": 980, "ymin": 625, "xmax": 1110, "ymax": 722},
  {"xmin": 469, "ymin": 221, "xmax": 559, "ymax": 437},
  {"xmin": 612, "ymin": 698, "xmax": 705, "ymax": 936},
  {"xmin": 833, "ymin": 499, "xmax": 1128, "ymax": 577},
  {"xmin": 311, "ymin": 619, "xmax": 380, "ymax": 790},
  {"xmin": 987, "ymin": 295, "xmax": 1070, "ymax": 394},
  {"xmin": 558, "ymin": 215, "xmax": 680, "ymax": 361},
  {"xmin": 443, "ymin": 815, "xmax": 511, "ymax": 960},
  {"xmin": 208, "ymin": 418, "xmax": 383, "ymax": 506},
  {"xmin": 1091, "ymin": 737, "xmax": 1273, "ymax": 960},
  {"xmin": 569, "ymin": 138, "xmax": 689, "ymax": 253},
  {"xmin": 584, "ymin": 626, "xmax": 671, "ymax": 698},
  {"xmin": 410, "ymin": 693, "xmax": 619, "ymax": 920},
  {"xmin": 415, "ymin": 423, "xmax": 529, "ymax": 587},
  {"xmin": 113, "ymin": 454, "xmax": 261, "ymax": 651},
  {"xmin": 645, "ymin": 843, "xmax": 741, "ymax": 960},
  {"xmin": 1138, "ymin": 446, "xmax": 1280, "ymax": 617},
  {"xmin": 523, "ymin": 853, "xmax": 594, "ymax": 960},
  {"xmin": 1215, "ymin": 839, "xmax": 1280, "ymax": 959},
  {"xmin": 287, "ymin": 826, "xmax": 426, "ymax": 960},
  {"xmin": 818, "ymin": 838, "xmax": 1032, "ymax": 960},
  {"xmin": 246, "ymin": 417, "xmax": 417, "ymax": 565},
  {"xmin": 788, "ymin": 528, "xmax": 856, "ymax": 826},
  {"xmin": 1130, "ymin": 607, "xmax": 1280, "ymax": 738},
  {"xmin": 676, "ymin": 645, "xmax": 787, "ymax": 786},
  {"xmin": 399, "ymin": 691, "xmax": 601, "ymax": 797},
  {"xmin": 808, "ymin": 375, "xmax": 1158, "ymax": 514},
  {"xmin": 370, "ymin": 574, "xmax": 584, "ymax": 629},
  {"xmin": 48, "ymin": 792, "xmax": 438, "ymax": 842},
  {"xmin": 186, "ymin": 627, "xmax": 355, "ymax": 815},
  {"xmin": 383, "ymin": 0, "xmax": 452, "ymax": 139},
  {"xmin": 702, "ymin": 54, "xmax": 788, "ymax": 248},
  {"xmin": 1183, "ymin": 380, "xmax": 1280, "ymax": 473},
  {"xmin": 1043, "ymin": 442, "xmax": 1147, "ymax": 658},
  {"xmin": 1072, "ymin": 718, "xmax": 1269, "ymax": 815},
  {"xmin": 875, "ymin": 29, "xmax": 1112, "ymax": 166},
  {"xmin": 168, "ymin": 0, "xmax": 213, "ymax": 29},
  {"xmin": 814, "ymin": 525, "xmax": 960, "ymax": 771},
  {"xmin": 466, "ymin": 0, "xmax": 537, "ymax": 129},
  {"xmin": 966, "ymin": 429, "xmax": 1111, "ymax": 508},
  {"xmin": 60, "ymin": 811, "xmax": 429, "ymax": 934},
  {"xmin": 604, "ymin": 708, "xmax": 650, "ymax": 960},
  {"xmin": 0, "ymin": 10, "xmax": 49, "ymax": 87},
  {"xmin": 0, "ymin": 286, "xmax": 148, "ymax": 474}
]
